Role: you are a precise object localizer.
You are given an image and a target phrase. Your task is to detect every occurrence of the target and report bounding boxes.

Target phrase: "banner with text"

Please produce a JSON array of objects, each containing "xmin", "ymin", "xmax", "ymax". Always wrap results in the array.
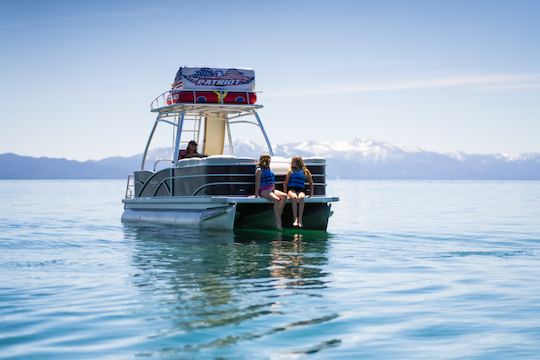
[{"xmin": 172, "ymin": 67, "xmax": 255, "ymax": 91}]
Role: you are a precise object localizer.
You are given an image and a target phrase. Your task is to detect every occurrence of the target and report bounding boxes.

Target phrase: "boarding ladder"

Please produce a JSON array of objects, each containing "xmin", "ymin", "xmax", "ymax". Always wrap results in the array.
[
  {"xmin": 177, "ymin": 113, "xmax": 202, "ymax": 150},
  {"xmin": 125, "ymin": 174, "xmax": 135, "ymax": 199},
  {"xmin": 151, "ymin": 113, "xmax": 203, "ymax": 170}
]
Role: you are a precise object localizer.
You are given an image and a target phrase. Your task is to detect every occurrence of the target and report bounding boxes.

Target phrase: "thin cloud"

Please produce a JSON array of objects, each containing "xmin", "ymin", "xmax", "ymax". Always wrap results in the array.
[
  {"xmin": 483, "ymin": 83, "xmax": 540, "ymax": 90},
  {"xmin": 264, "ymin": 74, "xmax": 540, "ymax": 98},
  {"xmin": 0, "ymin": 8, "xmax": 167, "ymax": 30}
]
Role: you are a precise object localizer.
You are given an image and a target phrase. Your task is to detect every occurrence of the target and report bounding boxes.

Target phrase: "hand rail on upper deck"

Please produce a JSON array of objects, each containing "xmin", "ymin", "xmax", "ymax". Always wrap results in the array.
[
  {"xmin": 150, "ymin": 90, "xmax": 173, "ymax": 110},
  {"xmin": 150, "ymin": 89, "xmax": 260, "ymax": 111}
]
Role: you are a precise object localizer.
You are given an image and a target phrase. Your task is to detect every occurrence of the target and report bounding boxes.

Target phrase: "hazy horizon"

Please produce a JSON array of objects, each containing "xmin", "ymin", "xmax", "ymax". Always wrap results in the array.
[{"xmin": 1, "ymin": 0, "xmax": 539, "ymax": 161}]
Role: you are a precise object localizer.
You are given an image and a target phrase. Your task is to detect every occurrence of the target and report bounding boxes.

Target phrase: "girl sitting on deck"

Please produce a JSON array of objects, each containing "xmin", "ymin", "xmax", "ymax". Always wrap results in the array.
[
  {"xmin": 284, "ymin": 156, "xmax": 314, "ymax": 227},
  {"xmin": 255, "ymin": 154, "xmax": 287, "ymax": 230}
]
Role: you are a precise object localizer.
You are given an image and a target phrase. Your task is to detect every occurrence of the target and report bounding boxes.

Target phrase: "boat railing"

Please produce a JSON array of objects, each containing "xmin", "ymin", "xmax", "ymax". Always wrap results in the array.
[
  {"xmin": 191, "ymin": 181, "xmax": 327, "ymax": 197},
  {"xmin": 153, "ymin": 159, "xmax": 174, "ymax": 172},
  {"xmin": 125, "ymin": 174, "xmax": 135, "ymax": 199},
  {"xmin": 150, "ymin": 90, "xmax": 171, "ymax": 110},
  {"xmin": 144, "ymin": 171, "xmax": 327, "ymax": 197},
  {"xmin": 150, "ymin": 89, "xmax": 257, "ymax": 111}
]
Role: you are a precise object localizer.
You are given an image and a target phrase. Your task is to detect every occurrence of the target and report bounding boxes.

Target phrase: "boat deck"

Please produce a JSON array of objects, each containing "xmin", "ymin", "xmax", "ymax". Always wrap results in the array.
[
  {"xmin": 151, "ymin": 101, "xmax": 263, "ymax": 114},
  {"xmin": 221, "ymin": 196, "xmax": 339, "ymax": 203},
  {"xmin": 123, "ymin": 195, "xmax": 339, "ymax": 206}
]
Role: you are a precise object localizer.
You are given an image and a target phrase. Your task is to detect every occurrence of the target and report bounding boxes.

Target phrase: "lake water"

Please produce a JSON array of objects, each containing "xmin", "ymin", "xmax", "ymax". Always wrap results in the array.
[{"xmin": 1, "ymin": 180, "xmax": 540, "ymax": 359}]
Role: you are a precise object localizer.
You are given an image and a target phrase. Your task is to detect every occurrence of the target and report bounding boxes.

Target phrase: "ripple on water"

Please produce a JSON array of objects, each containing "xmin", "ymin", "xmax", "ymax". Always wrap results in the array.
[{"xmin": 1, "ymin": 180, "xmax": 540, "ymax": 358}]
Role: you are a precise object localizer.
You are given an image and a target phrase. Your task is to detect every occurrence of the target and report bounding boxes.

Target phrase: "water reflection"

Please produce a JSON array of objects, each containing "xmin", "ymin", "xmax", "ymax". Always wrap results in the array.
[{"xmin": 122, "ymin": 225, "xmax": 337, "ymax": 355}]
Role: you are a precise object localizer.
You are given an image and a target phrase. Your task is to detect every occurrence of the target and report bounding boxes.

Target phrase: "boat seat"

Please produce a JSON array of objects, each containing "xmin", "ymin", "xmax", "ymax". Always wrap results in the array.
[{"xmin": 175, "ymin": 155, "xmax": 257, "ymax": 168}]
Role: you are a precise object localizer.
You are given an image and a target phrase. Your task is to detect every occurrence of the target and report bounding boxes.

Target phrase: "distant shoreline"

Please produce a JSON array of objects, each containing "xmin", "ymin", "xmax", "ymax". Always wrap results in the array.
[{"xmin": 2, "ymin": 139, "xmax": 539, "ymax": 180}]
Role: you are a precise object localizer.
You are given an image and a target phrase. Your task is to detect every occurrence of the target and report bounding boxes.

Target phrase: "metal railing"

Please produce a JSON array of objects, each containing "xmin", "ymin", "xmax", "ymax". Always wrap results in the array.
[
  {"xmin": 150, "ymin": 89, "xmax": 257, "ymax": 111},
  {"xmin": 153, "ymin": 159, "xmax": 174, "ymax": 171},
  {"xmin": 125, "ymin": 174, "xmax": 135, "ymax": 199},
  {"xmin": 143, "ymin": 172, "xmax": 327, "ymax": 197}
]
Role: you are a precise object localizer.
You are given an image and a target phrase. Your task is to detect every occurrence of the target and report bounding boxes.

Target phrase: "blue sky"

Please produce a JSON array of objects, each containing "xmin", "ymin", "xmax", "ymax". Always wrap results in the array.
[{"xmin": 1, "ymin": 0, "xmax": 539, "ymax": 160}]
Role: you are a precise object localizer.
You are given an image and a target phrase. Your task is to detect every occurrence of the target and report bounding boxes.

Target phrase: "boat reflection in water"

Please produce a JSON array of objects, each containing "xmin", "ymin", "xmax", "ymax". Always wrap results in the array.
[{"xmin": 122, "ymin": 224, "xmax": 341, "ymax": 356}]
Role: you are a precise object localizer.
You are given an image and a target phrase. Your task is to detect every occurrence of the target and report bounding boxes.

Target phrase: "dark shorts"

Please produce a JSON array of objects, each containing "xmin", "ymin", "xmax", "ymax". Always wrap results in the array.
[{"xmin": 288, "ymin": 187, "xmax": 305, "ymax": 193}]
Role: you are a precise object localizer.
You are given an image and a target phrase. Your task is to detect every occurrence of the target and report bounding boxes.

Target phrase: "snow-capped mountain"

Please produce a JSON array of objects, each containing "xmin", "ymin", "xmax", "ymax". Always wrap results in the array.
[
  {"xmin": 134, "ymin": 138, "xmax": 540, "ymax": 179},
  {"xmin": 1, "ymin": 139, "xmax": 539, "ymax": 179},
  {"xmin": 228, "ymin": 138, "xmax": 413, "ymax": 161}
]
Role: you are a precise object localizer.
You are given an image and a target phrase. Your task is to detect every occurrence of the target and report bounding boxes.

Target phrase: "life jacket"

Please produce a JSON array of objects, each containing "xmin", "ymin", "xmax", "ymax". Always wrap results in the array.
[
  {"xmin": 259, "ymin": 168, "xmax": 275, "ymax": 187},
  {"xmin": 288, "ymin": 169, "xmax": 306, "ymax": 188}
]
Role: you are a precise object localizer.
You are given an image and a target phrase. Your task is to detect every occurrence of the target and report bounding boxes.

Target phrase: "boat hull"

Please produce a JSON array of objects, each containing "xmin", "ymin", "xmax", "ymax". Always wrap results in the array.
[
  {"xmin": 121, "ymin": 205, "xmax": 237, "ymax": 230},
  {"xmin": 234, "ymin": 202, "xmax": 332, "ymax": 231},
  {"xmin": 122, "ymin": 196, "xmax": 337, "ymax": 231}
]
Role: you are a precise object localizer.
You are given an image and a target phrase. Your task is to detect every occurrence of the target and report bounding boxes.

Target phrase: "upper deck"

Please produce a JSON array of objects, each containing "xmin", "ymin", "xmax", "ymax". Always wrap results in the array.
[
  {"xmin": 141, "ymin": 66, "xmax": 272, "ymax": 171},
  {"xmin": 152, "ymin": 66, "xmax": 260, "ymax": 114},
  {"xmin": 150, "ymin": 90, "xmax": 263, "ymax": 114}
]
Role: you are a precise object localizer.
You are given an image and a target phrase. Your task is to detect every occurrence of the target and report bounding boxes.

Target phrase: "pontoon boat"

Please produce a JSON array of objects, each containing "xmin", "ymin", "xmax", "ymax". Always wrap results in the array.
[{"xmin": 121, "ymin": 66, "xmax": 339, "ymax": 230}]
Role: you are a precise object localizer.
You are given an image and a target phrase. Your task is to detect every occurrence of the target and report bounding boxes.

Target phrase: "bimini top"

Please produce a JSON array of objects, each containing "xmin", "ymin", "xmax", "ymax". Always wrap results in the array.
[{"xmin": 151, "ymin": 66, "xmax": 259, "ymax": 111}]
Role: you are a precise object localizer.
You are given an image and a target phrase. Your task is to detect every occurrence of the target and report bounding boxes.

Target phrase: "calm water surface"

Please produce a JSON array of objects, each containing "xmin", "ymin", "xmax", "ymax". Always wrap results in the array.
[{"xmin": 1, "ymin": 180, "xmax": 539, "ymax": 359}]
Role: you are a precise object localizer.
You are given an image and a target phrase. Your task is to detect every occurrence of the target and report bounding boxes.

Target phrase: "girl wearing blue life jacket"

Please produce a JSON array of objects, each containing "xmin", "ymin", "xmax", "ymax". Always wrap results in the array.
[
  {"xmin": 284, "ymin": 156, "xmax": 314, "ymax": 228},
  {"xmin": 255, "ymin": 154, "xmax": 287, "ymax": 230}
]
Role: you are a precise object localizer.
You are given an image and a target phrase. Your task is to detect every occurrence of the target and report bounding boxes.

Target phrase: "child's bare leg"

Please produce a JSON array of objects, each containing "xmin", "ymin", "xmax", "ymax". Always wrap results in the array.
[
  {"xmin": 298, "ymin": 192, "xmax": 306, "ymax": 227},
  {"xmin": 263, "ymin": 191, "xmax": 282, "ymax": 229},
  {"xmin": 274, "ymin": 190, "xmax": 288, "ymax": 213},
  {"xmin": 288, "ymin": 191, "xmax": 299, "ymax": 226},
  {"xmin": 273, "ymin": 201, "xmax": 282, "ymax": 229}
]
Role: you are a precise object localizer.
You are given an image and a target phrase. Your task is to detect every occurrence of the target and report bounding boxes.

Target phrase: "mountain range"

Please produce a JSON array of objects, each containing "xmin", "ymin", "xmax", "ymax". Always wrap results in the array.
[{"xmin": 1, "ymin": 139, "xmax": 539, "ymax": 179}]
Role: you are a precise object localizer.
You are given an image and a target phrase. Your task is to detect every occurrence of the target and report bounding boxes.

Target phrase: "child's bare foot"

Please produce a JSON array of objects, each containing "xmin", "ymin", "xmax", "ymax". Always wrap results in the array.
[
  {"xmin": 298, "ymin": 221, "xmax": 303, "ymax": 228},
  {"xmin": 293, "ymin": 218, "xmax": 299, "ymax": 227}
]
